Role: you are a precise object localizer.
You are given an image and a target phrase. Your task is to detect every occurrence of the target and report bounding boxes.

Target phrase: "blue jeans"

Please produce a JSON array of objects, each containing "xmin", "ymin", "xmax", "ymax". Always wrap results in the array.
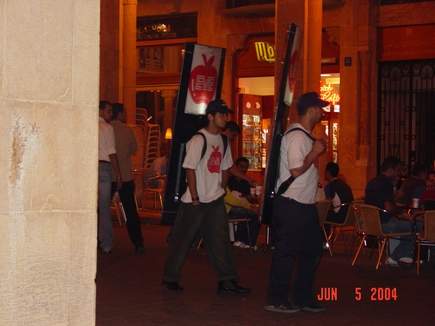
[
  {"xmin": 98, "ymin": 162, "xmax": 113, "ymax": 252},
  {"xmin": 382, "ymin": 217, "xmax": 422, "ymax": 260}
]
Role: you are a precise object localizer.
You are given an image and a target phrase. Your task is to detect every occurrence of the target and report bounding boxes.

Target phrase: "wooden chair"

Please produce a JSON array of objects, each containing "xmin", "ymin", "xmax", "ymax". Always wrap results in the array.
[
  {"xmin": 323, "ymin": 199, "xmax": 363, "ymax": 256},
  {"xmin": 416, "ymin": 210, "xmax": 435, "ymax": 275},
  {"xmin": 351, "ymin": 204, "xmax": 414, "ymax": 270}
]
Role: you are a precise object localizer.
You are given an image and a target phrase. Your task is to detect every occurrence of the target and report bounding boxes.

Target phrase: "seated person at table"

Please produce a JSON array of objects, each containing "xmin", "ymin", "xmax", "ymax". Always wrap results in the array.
[
  {"xmin": 224, "ymin": 157, "xmax": 260, "ymax": 248},
  {"xmin": 422, "ymin": 170, "xmax": 435, "ymax": 209},
  {"xmin": 324, "ymin": 162, "xmax": 354, "ymax": 223},
  {"xmin": 365, "ymin": 156, "xmax": 421, "ymax": 265},
  {"xmin": 395, "ymin": 163, "xmax": 427, "ymax": 207}
]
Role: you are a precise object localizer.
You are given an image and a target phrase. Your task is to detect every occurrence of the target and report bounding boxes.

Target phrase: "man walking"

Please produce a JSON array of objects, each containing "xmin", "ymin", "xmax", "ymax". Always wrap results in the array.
[
  {"xmin": 265, "ymin": 92, "xmax": 328, "ymax": 313},
  {"xmin": 98, "ymin": 101, "xmax": 122, "ymax": 254},
  {"xmin": 162, "ymin": 99, "xmax": 250, "ymax": 295},
  {"xmin": 111, "ymin": 103, "xmax": 145, "ymax": 254}
]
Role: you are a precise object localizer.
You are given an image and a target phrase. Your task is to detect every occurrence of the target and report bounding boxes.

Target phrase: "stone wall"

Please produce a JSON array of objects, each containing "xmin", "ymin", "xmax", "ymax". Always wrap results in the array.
[{"xmin": 0, "ymin": 1, "xmax": 99, "ymax": 325}]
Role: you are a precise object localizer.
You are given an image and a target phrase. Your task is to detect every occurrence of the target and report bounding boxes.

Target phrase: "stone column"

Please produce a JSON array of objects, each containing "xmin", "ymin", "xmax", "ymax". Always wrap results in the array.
[
  {"xmin": 161, "ymin": 89, "xmax": 177, "ymax": 135},
  {"xmin": 0, "ymin": 1, "xmax": 99, "ymax": 325},
  {"xmin": 122, "ymin": 0, "xmax": 138, "ymax": 124}
]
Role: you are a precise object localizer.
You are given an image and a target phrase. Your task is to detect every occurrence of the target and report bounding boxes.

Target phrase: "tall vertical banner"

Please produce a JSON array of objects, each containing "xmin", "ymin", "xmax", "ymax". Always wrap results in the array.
[
  {"xmin": 260, "ymin": 23, "xmax": 300, "ymax": 225},
  {"xmin": 161, "ymin": 44, "xmax": 225, "ymax": 224}
]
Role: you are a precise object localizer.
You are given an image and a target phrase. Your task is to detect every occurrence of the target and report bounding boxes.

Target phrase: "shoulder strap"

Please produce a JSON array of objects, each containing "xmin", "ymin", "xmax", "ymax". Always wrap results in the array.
[
  {"xmin": 221, "ymin": 134, "xmax": 228, "ymax": 157},
  {"xmin": 284, "ymin": 127, "xmax": 315, "ymax": 141},
  {"xmin": 194, "ymin": 132, "xmax": 207, "ymax": 160}
]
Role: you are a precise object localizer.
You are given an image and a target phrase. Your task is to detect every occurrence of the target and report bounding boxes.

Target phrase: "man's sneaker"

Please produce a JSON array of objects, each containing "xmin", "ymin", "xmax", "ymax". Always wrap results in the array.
[
  {"xmin": 162, "ymin": 281, "xmax": 184, "ymax": 292},
  {"xmin": 217, "ymin": 280, "xmax": 250, "ymax": 295},
  {"xmin": 233, "ymin": 241, "xmax": 243, "ymax": 247},
  {"xmin": 385, "ymin": 257, "xmax": 399, "ymax": 267},
  {"xmin": 264, "ymin": 303, "xmax": 300, "ymax": 314},
  {"xmin": 399, "ymin": 257, "xmax": 414, "ymax": 264},
  {"xmin": 299, "ymin": 302, "xmax": 326, "ymax": 313}
]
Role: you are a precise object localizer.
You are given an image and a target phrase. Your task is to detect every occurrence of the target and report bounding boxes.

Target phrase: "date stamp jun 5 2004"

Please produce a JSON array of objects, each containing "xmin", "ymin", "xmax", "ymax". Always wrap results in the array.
[{"xmin": 316, "ymin": 287, "xmax": 399, "ymax": 302}]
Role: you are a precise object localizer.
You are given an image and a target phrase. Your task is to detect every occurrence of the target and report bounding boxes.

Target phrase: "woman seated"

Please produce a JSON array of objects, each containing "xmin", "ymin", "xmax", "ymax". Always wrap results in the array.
[{"xmin": 224, "ymin": 157, "xmax": 260, "ymax": 248}]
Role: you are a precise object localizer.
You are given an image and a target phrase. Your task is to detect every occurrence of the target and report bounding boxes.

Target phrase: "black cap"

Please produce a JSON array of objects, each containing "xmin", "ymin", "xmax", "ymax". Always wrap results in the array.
[
  {"xmin": 205, "ymin": 99, "xmax": 233, "ymax": 115},
  {"xmin": 297, "ymin": 92, "xmax": 330, "ymax": 112}
]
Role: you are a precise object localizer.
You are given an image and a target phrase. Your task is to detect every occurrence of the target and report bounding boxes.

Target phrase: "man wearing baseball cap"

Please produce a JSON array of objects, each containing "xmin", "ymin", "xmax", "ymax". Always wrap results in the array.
[
  {"xmin": 265, "ymin": 92, "xmax": 328, "ymax": 314},
  {"xmin": 163, "ymin": 99, "xmax": 250, "ymax": 295}
]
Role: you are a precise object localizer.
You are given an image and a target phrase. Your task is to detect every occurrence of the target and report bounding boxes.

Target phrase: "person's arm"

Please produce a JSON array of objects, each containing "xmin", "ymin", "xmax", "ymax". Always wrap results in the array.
[
  {"xmin": 185, "ymin": 169, "xmax": 200, "ymax": 205},
  {"xmin": 290, "ymin": 139, "xmax": 326, "ymax": 177},
  {"xmin": 130, "ymin": 129, "xmax": 138, "ymax": 155},
  {"xmin": 227, "ymin": 165, "xmax": 255, "ymax": 185},
  {"xmin": 222, "ymin": 170, "xmax": 230, "ymax": 189}
]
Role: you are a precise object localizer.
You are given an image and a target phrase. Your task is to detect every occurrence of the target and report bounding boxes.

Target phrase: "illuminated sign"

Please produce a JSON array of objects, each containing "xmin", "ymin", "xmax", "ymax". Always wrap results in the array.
[
  {"xmin": 320, "ymin": 83, "xmax": 340, "ymax": 105},
  {"xmin": 255, "ymin": 42, "xmax": 275, "ymax": 63}
]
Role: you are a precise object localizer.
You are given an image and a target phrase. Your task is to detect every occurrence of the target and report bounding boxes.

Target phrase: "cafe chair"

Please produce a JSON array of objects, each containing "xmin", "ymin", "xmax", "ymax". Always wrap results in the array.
[
  {"xmin": 352, "ymin": 204, "xmax": 414, "ymax": 270},
  {"xmin": 316, "ymin": 200, "xmax": 331, "ymax": 248},
  {"xmin": 323, "ymin": 199, "xmax": 363, "ymax": 256},
  {"xmin": 111, "ymin": 192, "xmax": 126, "ymax": 226},
  {"xmin": 144, "ymin": 174, "xmax": 166, "ymax": 209},
  {"xmin": 416, "ymin": 210, "xmax": 435, "ymax": 275}
]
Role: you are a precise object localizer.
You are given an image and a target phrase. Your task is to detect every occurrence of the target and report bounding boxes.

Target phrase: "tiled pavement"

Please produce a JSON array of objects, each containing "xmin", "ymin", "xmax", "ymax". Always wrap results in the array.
[{"xmin": 96, "ymin": 223, "xmax": 435, "ymax": 326}]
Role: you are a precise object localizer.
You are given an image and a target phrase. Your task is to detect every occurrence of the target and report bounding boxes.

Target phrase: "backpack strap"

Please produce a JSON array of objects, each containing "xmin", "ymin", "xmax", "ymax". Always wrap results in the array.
[
  {"xmin": 194, "ymin": 132, "xmax": 229, "ymax": 161},
  {"xmin": 276, "ymin": 127, "xmax": 316, "ymax": 196},
  {"xmin": 284, "ymin": 127, "xmax": 315, "ymax": 141},
  {"xmin": 221, "ymin": 134, "xmax": 228, "ymax": 158},
  {"xmin": 194, "ymin": 132, "xmax": 207, "ymax": 161}
]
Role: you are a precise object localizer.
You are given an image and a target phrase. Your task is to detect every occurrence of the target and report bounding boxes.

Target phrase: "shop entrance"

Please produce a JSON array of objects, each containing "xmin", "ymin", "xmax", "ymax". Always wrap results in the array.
[{"xmin": 378, "ymin": 59, "xmax": 435, "ymax": 172}]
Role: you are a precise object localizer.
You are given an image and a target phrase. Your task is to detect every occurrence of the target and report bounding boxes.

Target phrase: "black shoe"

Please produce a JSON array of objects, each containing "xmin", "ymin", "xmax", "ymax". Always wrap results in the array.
[
  {"xmin": 264, "ymin": 303, "xmax": 300, "ymax": 314},
  {"xmin": 217, "ymin": 280, "xmax": 251, "ymax": 295},
  {"xmin": 135, "ymin": 246, "xmax": 145, "ymax": 255},
  {"xmin": 162, "ymin": 281, "xmax": 184, "ymax": 292},
  {"xmin": 298, "ymin": 302, "xmax": 326, "ymax": 313}
]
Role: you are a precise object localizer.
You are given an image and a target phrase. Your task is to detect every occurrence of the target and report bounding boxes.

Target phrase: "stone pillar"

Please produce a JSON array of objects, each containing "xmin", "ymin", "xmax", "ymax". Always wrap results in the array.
[
  {"xmin": 122, "ymin": 0, "xmax": 137, "ymax": 124},
  {"xmin": 100, "ymin": 0, "xmax": 120, "ymax": 102},
  {"xmin": 337, "ymin": 0, "xmax": 376, "ymax": 196},
  {"xmin": 161, "ymin": 89, "xmax": 177, "ymax": 134},
  {"xmin": 0, "ymin": 1, "xmax": 99, "ymax": 325}
]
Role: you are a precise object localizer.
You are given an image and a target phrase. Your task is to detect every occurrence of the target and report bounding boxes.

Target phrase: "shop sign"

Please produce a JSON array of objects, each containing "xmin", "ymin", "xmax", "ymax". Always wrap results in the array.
[
  {"xmin": 320, "ymin": 81, "xmax": 340, "ymax": 105},
  {"xmin": 255, "ymin": 41, "xmax": 275, "ymax": 63},
  {"xmin": 185, "ymin": 44, "xmax": 224, "ymax": 115}
]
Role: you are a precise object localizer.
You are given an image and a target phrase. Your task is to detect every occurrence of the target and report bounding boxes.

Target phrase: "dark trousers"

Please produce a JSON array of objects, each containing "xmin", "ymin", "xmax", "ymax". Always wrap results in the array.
[
  {"xmin": 113, "ymin": 181, "xmax": 144, "ymax": 248},
  {"xmin": 163, "ymin": 196, "xmax": 238, "ymax": 282},
  {"xmin": 267, "ymin": 197, "xmax": 323, "ymax": 306},
  {"xmin": 228, "ymin": 207, "xmax": 260, "ymax": 246}
]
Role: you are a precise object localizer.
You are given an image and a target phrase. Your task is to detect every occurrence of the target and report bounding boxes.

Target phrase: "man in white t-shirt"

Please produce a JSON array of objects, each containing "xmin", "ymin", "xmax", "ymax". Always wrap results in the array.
[
  {"xmin": 98, "ymin": 101, "xmax": 122, "ymax": 254},
  {"xmin": 265, "ymin": 92, "xmax": 328, "ymax": 314},
  {"xmin": 163, "ymin": 100, "xmax": 250, "ymax": 295}
]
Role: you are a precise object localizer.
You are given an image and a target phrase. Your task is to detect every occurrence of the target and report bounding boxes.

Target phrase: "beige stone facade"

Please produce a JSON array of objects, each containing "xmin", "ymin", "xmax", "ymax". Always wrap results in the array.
[{"xmin": 0, "ymin": 1, "xmax": 100, "ymax": 325}]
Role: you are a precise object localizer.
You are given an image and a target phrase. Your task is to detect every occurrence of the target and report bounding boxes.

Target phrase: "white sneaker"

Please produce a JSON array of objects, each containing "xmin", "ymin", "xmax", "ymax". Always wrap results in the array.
[
  {"xmin": 399, "ymin": 257, "xmax": 414, "ymax": 264},
  {"xmin": 233, "ymin": 241, "xmax": 243, "ymax": 247},
  {"xmin": 385, "ymin": 257, "xmax": 399, "ymax": 267},
  {"xmin": 239, "ymin": 242, "xmax": 251, "ymax": 249}
]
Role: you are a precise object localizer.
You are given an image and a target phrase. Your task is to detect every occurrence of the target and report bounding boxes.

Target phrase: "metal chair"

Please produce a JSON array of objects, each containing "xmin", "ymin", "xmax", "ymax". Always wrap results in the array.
[
  {"xmin": 144, "ymin": 174, "xmax": 166, "ymax": 209},
  {"xmin": 111, "ymin": 192, "xmax": 126, "ymax": 226},
  {"xmin": 322, "ymin": 199, "xmax": 363, "ymax": 256},
  {"xmin": 416, "ymin": 210, "xmax": 435, "ymax": 275},
  {"xmin": 352, "ymin": 204, "xmax": 414, "ymax": 270}
]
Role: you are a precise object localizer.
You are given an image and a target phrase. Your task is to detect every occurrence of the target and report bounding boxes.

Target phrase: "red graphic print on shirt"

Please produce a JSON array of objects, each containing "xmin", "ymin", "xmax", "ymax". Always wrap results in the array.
[{"xmin": 207, "ymin": 145, "xmax": 222, "ymax": 173}]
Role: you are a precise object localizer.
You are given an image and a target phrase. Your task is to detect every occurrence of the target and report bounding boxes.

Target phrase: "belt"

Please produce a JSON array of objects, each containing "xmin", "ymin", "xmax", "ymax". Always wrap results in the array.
[{"xmin": 99, "ymin": 160, "xmax": 111, "ymax": 164}]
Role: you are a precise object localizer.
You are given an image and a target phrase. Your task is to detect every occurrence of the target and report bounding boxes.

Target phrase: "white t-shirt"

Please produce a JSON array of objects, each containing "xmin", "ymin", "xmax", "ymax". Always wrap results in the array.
[
  {"xmin": 275, "ymin": 123, "xmax": 319, "ymax": 204},
  {"xmin": 181, "ymin": 128, "xmax": 233, "ymax": 203},
  {"xmin": 98, "ymin": 117, "xmax": 116, "ymax": 161}
]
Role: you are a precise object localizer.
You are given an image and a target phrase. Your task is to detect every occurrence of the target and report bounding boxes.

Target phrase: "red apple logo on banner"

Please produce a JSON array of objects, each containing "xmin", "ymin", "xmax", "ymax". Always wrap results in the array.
[{"xmin": 189, "ymin": 54, "xmax": 217, "ymax": 104}]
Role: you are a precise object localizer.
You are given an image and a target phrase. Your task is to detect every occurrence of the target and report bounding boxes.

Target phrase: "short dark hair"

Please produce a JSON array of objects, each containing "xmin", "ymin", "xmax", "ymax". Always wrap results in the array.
[
  {"xmin": 326, "ymin": 162, "xmax": 339, "ymax": 177},
  {"xmin": 112, "ymin": 102, "xmax": 124, "ymax": 120},
  {"xmin": 380, "ymin": 156, "xmax": 401, "ymax": 172},
  {"xmin": 296, "ymin": 92, "xmax": 329, "ymax": 116},
  {"xmin": 412, "ymin": 163, "xmax": 427, "ymax": 176},
  {"xmin": 224, "ymin": 121, "xmax": 241, "ymax": 133},
  {"xmin": 236, "ymin": 157, "xmax": 250, "ymax": 166},
  {"xmin": 99, "ymin": 100, "xmax": 111, "ymax": 110}
]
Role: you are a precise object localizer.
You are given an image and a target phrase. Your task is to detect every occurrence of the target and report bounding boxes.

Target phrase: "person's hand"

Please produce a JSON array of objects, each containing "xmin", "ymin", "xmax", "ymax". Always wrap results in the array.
[{"xmin": 312, "ymin": 139, "xmax": 326, "ymax": 155}]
